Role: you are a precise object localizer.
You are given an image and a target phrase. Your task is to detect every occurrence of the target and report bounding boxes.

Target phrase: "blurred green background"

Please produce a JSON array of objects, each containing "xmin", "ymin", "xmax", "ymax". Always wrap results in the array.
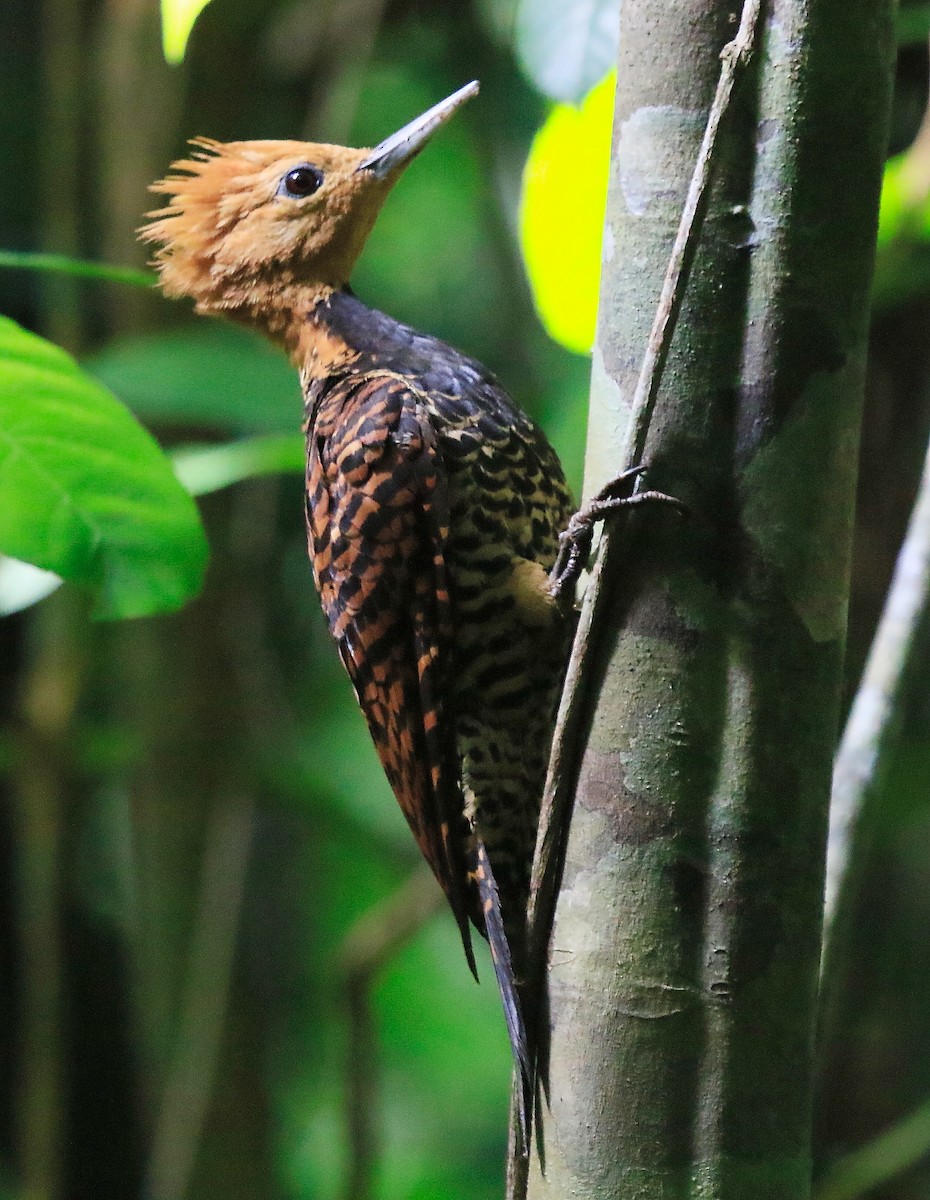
[{"xmin": 4, "ymin": 1, "xmax": 930, "ymax": 1198}]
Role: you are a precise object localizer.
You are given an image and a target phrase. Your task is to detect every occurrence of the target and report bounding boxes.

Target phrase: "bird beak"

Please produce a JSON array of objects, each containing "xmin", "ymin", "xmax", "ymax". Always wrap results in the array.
[{"xmin": 358, "ymin": 81, "xmax": 479, "ymax": 179}]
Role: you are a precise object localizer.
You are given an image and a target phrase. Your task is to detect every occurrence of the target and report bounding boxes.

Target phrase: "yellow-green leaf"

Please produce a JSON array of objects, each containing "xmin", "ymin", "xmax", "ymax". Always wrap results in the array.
[
  {"xmin": 519, "ymin": 71, "xmax": 614, "ymax": 355},
  {"xmin": 876, "ymin": 154, "xmax": 911, "ymax": 247},
  {"xmin": 160, "ymin": 0, "xmax": 213, "ymax": 64}
]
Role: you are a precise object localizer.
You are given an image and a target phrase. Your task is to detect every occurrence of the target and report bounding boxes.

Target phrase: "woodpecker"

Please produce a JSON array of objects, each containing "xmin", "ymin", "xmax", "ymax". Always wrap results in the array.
[{"xmin": 143, "ymin": 82, "xmax": 584, "ymax": 1142}]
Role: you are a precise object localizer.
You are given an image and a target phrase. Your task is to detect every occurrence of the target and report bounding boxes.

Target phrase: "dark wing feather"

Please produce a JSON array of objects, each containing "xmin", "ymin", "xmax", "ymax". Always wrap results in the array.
[
  {"xmin": 305, "ymin": 371, "xmax": 476, "ymax": 973},
  {"xmin": 470, "ymin": 837, "xmax": 532, "ymax": 1145}
]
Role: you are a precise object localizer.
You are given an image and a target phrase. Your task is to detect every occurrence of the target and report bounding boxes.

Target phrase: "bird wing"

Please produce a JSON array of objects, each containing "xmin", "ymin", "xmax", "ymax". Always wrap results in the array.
[{"xmin": 305, "ymin": 370, "xmax": 477, "ymax": 974}]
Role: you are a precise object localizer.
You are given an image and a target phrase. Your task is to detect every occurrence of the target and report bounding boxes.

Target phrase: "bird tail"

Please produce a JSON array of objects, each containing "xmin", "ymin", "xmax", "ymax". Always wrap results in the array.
[{"xmin": 470, "ymin": 839, "xmax": 533, "ymax": 1152}]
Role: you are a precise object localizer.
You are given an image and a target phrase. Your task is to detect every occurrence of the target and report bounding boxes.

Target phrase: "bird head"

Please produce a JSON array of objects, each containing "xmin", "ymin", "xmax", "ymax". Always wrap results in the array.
[{"xmin": 142, "ymin": 82, "xmax": 478, "ymax": 342}]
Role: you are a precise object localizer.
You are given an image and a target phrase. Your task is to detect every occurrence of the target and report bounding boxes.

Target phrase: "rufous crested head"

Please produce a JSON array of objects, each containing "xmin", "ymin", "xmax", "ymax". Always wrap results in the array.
[
  {"xmin": 141, "ymin": 82, "xmax": 479, "ymax": 355},
  {"xmin": 143, "ymin": 139, "xmax": 387, "ymax": 312}
]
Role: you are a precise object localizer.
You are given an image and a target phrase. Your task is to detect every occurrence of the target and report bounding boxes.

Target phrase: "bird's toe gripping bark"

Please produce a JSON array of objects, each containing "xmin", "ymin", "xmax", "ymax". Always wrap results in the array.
[{"xmin": 548, "ymin": 465, "xmax": 687, "ymax": 602}]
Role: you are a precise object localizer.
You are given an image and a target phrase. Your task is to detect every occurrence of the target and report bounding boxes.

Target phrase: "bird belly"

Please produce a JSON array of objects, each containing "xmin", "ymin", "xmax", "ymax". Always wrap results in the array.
[{"xmin": 443, "ymin": 477, "xmax": 569, "ymax": 958}]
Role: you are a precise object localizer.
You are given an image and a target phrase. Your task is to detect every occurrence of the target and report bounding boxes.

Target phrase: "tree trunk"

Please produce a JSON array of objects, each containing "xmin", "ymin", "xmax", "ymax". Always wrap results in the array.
[{"xmin": 529, "ymin": 2, "xmax": 896, "ymax": 1197}]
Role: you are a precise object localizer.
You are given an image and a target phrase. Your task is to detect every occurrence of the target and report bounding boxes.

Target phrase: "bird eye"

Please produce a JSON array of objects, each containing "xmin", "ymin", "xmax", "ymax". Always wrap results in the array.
[{"xmin": 279, "ymin": 164, "xmax": 324, "ymax": 198}]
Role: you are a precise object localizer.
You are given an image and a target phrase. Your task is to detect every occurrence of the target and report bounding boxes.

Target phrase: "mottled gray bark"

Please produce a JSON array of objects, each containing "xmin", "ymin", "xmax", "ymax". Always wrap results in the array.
[{"xmin": 528, "ymin": 2, "xmax": 896, "ymax": 1197}]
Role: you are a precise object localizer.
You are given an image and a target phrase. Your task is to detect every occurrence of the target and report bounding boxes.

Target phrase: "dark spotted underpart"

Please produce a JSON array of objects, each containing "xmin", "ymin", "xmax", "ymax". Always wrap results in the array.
[{"xmin": 303, "ymin": 288, "xmax": 573, "ymax": 1135}]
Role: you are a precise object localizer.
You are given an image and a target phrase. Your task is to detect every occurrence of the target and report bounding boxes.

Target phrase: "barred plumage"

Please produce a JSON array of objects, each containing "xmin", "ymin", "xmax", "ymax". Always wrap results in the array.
[
  {"xmin": 141, "ymin": 81, "xmax": 575, "ymax": 1147},
  {"xmin": 304, "ymin": 291, "xmax": 573, "ymax": 1118}
]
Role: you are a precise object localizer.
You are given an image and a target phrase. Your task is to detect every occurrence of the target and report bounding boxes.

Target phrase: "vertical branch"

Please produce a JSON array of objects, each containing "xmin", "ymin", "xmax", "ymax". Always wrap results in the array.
[
  {"xmin": 94, "ymin": 0, "xmax": 181, "ymax": 335},
  {"xmin": 820, "ymin": 429, "xmax": 930, "ymax": 1020},
  {"xmin": 39, "ymin": 0, "xmax": 84, "ymax": 349},
  {"xmin": 143, "ymin": 798, "xmax": 255, "ymax": 1200},
  {"xmin": 528, "ymin": 0, "xmax": 763, "ymax": 994},
  {"xmin": 514, "ymin": 9, "xmax": 762, "ymax": 1193},
  {"xmin": 338, "ymin": 867, "xmax": 443, "ymax": 1200},
  {"xmin": 12, "ymin": 591, "xmax": 86, "ymax": 1200},
  {"xmin": 142, "ymin": 479, "xmax": 298, "ymax": 1200},
  {"xmin": 527, "ymin": 1, "xmax": 897, "ymax": 1196}
]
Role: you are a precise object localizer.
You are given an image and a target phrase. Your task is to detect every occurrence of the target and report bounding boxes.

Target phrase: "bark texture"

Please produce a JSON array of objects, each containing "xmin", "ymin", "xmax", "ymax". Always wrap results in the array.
[{"xmin": 529, "ymin": 2, "xmax": 896, "ymax": 1197}]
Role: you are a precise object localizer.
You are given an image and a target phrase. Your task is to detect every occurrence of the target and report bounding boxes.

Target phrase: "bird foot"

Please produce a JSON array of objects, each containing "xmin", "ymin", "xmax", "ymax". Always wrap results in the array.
[{"xmin": 548, "ymin": 465, "xmax": 686, "ymax": 602}]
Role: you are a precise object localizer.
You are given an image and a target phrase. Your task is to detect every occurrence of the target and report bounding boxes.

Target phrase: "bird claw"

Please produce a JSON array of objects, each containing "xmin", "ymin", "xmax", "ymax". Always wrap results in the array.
[{"xmin": 548, "ymin": 465, "xmax": 686, "ymax": 602}]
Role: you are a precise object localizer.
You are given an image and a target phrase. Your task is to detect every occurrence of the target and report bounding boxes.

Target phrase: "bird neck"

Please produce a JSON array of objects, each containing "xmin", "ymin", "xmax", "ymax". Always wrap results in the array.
[
  {"xmin": 225, "ymin": 280, "xmax": 357, "ymax": 375},
  {"xmin": 295, "ymin": 288, "xmax": 458, "ymax": 383},
  {"xmin": 247, "ymin": 285, "xmax": 462, "ymax": 386}
]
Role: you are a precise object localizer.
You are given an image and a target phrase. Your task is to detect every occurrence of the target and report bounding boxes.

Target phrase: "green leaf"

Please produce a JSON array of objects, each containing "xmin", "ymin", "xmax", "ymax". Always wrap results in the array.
[
  {"xmin": 815, "ymin": 1095, "xmax": 930, "ymax": 1200},
  {"xmin": 519, "ymin": 72, "xmax": 614, "ymax": 354},
  {"xmin": 0, "ymin": 432, "xmax": 286, "ymax": 616},
  {"xmin": 87, "ymin": 326, "xmax": 302, "ymax": 434},
  {"xmin": 172, "ymin": 434, "xmax": 304, "ymax": 496},
  {"xmin": 0, "ymin": 250, "xmax": 155, "ymax": 289},
  {"xmin": 516, "ymin": 0, "xmax": 618, "ymax": 102},
  {"xmin": 0, "ymin": 317, "xmax": 208, "ymax": 619},
  {"xmin": 160, "ymin": 0, "xmax": 213, "ymax": 63},
  {"xmin": 876, "ymin": 154, "xmax": 913, "ymax": 248},
  {"xmin": 870, "ymin": 154, "xmax": 930, "ymax": 310}
]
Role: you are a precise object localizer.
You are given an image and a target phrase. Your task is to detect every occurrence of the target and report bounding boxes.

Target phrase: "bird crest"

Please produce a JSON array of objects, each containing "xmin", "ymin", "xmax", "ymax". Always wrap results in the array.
[
  {"xmin": 142, "ymin": 82, "xmax": 480, "ymax": 345},
  {"xmin": 141, "ymin": 137, "xmax": 387, "ymax": 321}
]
